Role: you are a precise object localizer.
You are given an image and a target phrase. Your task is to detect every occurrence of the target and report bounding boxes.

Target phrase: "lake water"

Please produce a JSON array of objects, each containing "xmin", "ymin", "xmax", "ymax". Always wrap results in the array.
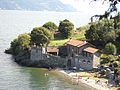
[{"xmin": 0, "ymin": 10, "xmax": 92, "ymax": 90}]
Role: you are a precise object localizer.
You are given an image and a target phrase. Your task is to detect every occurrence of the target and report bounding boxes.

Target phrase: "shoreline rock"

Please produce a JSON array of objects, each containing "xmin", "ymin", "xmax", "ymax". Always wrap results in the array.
[{"xmin": 4, "ymin": 48, "xmax": 12, "ymax": 54}]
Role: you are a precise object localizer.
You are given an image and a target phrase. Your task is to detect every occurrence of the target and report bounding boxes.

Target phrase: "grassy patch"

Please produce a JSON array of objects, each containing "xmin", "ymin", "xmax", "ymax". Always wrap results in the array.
[
  {"xmin": 49, "ymin": 39, "xmax": 69, "ymax": 46},
  {"xmin": 72, "ymin": 34, "xmax": 85, "ymax": 40},
  {"xmin": 48, "ymin": 31, "xmax": 86, "ymax": 46}
]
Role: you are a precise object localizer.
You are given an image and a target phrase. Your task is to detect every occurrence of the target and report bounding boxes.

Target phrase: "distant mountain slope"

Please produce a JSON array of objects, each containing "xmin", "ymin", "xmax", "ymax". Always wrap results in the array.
[{"xmin": 0, "ymin": 0, "xmax": 76, "ymax": 12}]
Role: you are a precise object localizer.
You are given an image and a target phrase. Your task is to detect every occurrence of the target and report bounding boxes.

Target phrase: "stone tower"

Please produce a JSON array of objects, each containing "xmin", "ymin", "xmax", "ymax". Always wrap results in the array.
[{"xmin": 30, "ymin": 47, "xmax": 46, "ymax": 61}]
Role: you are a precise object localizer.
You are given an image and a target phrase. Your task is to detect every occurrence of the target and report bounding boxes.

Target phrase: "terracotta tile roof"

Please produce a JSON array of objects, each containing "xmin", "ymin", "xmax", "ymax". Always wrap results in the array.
[
  {"xmin": 83, "ymin": 47, "xmax": 99, "ymax": 54},
  {"xmin": 47, "ymin": 47, "xmax": 59, "ymax": 52},
  {"xmin": 65, "ymin": 39, "xmax": 87, "ymax": 47}
]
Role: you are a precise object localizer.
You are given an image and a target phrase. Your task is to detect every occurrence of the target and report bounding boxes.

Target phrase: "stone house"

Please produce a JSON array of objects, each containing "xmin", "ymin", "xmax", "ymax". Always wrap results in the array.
[
  {"xmin": 65, "ymin": 39, "xmax": 100, "ymax": 70},
  {"xmin": 30, "ymin": 39, "xmax": 100, "ymax": 70}
]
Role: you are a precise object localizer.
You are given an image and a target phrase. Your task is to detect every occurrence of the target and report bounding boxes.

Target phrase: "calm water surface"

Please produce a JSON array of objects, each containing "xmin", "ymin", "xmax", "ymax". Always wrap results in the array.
[{"xmin": 0, "ymin": 10, "xmax": 92, "ymax": 90}]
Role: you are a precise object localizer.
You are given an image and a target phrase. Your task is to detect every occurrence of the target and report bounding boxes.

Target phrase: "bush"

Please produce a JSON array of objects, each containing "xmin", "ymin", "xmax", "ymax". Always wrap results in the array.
[
  {"xmin": 100, "ymin": 54, "xmax": 118, "ymax": 64},
  {"xmin": 104, "ymin": 42, "xmax": 117, "ymax": 55},
  {"xmin": 113, "ymin": 61, "xmax": 120, "ymax": 67},
  {"xmin": 100, "ymin": 58, "xmax": 110, "ymax": 64}
]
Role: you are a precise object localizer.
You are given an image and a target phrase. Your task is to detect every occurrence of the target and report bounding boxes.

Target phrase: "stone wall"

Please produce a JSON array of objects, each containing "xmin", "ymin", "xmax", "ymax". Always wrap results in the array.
[
  {"xmin": 68, "ymin": 53, "xmax": 100, "ymax": 70},
  {"xmin": 40, "ymin": 54, "xmax": 67, "ymax": 68},
  {"xmin": 73, "ymin": 55, "xmax": 93, "ymax": 70},
  {"xmin": 93, "ymin": 52, "xmax": 100, "ymax": 68},
  {"xmin": 30, "ymin": 47, "xmax": 46, "ymax": 61},
  {"xmin": 30, "ymin": 47, "xmax": 67, "ymax": 68}
]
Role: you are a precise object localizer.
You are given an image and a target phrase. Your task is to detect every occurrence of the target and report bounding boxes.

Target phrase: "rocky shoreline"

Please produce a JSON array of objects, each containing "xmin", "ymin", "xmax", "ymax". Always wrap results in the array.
[
  {"xmin": 5, "ymin": 49, "xmax": 33, "ymax": 67},
  {"xmin": 4, "ymin": 49, "xmax": 53, "ymax": 68},
  {"xmin": 4, "ymin": 49, "xmax": 12, "ymax": 54}
]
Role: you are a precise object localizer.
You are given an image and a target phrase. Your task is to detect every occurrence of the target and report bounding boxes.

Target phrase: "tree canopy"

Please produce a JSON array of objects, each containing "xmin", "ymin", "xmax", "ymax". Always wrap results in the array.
[
  {"xmin": 104, "ymin": 42, "xmax": 117, "ymax": 55},
  {"xmin": 85, "ymin": 19, "xmax": 117, "ymax": 46},
  {"xmin": 58, "ymin": 19, "xmax": 74, "ymax": 38},
  {"xmin": 18, "ymin": 34, "xmax": 31, "ymax": 48},
  {"xmin": 30, "ymin": 27, "xmax": 52, "ymax": 46},
  {"xmin": 42, "ymin": 21, "xmax": 58, "ymax": 32},
  {"xmin": 11, "ymin": 33, "xmax": 31, "ymax": 55}
]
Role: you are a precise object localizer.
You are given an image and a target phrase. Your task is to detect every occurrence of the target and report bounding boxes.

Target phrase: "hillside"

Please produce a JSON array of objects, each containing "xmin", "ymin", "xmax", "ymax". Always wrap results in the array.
[{"xmin": 0, "ymin": 0, "xmax": 76, "ymax": 12}]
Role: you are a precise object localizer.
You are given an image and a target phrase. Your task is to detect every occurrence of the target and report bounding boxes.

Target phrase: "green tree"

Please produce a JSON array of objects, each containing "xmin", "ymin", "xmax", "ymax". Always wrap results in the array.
[
  {"xmin": 43, "ymin": 21, "xmax": 58, "ymax": 32},
  {"xmin": 18, "ymin": 34, "xmax": 31, "ymax": 48},
  {"xmin": 85, "ymin": 24, "xmax": 99, "ymax": 41},
  {"xmin": 10, "ymin": 33, "xmax": 30, "ymax": 55},
  {"xmin": 113, "ymin": 61, "xmax": 120, "ymax": 67},
  {"xmin": 30, "ymin": 27, "xmax": 52, "ymax": 46},
  {"xmin": 104, "ymin": 42, "xmax": 117, "ymax": 55},
  {"xmin": 85, "ymin": 19, "xmax": 116, "ymax": 46},
  {"xmin": 114, "ymin": 13, "xmax": 120, "ymax": 41},
  {"xmin": 11, "ymin": 38, "xmax": 20, "ymax": 55},
  {"xmin": 58, "ymin": 19, "xmax": 74, "ymax": 38},
  {"xmin": 114, "ymin": 12, "xmax": 120, "ymax": 29},
  {"xmin": 103, "ymin": 31, "xmax": 116, "ymax": 43}
]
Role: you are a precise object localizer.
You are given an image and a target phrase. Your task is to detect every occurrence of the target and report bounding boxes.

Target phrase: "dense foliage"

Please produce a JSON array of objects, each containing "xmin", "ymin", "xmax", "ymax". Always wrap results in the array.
[
  {"xmin": 11, "ymin": 34, "xmax": 30, "ymax": 55},
  {"xmin": 86, "ymin": 13, "xmax": 120, "ymax": 49},
  {"xmin": 58, "ymin": 19, "xmax": 74, "ymax": 38},
  {"xmin": 100, "ymin": 54, "xmax": 118, "ymax": 64},
  {"xmin": 10, "ymin": 26, "xmax": 53, "ymax": 56},
  {"xmin": 85, "ymin": 19, "xmax": 117, "ymax": 46},
  {"xmin": 104, "ymin": 42, "xmax": 117, "ymax": 55},
  {"xmin": 30, "ymin": 27, "xmax": 52, "ymax": 46},
  {"xmin": 43, "ymin": 21, "xmax": 58, "ymax": 32},
  {"xmin": 10, "ymin": 20, "xmax": 73, "ymax": 56}
]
